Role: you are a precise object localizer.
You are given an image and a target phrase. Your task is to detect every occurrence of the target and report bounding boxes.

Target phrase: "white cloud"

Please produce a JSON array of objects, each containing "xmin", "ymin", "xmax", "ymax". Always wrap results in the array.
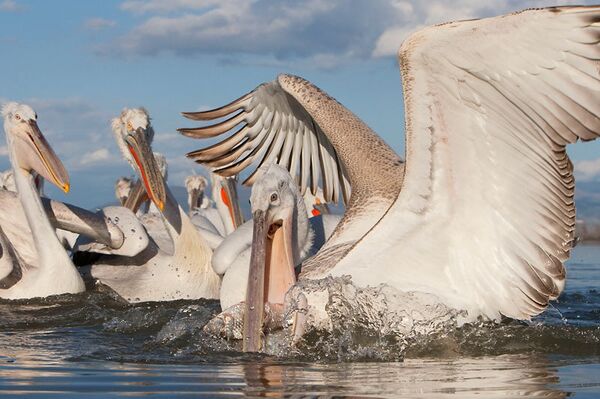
[
  {"xmin": 84, "ymin": 18, "xmax": 117, "ymax": 30},
  {"xmin": 105, "ymin": 0, "xmax": 395, "ymax": 66},
  {"xmin": 106, "ymin": 0, "xmax": 597, "ymax": 66},
  {"xmin": 575, "ymin": 158, "xmax": 600, "ymax": 182},
  {"xmin": 0, "ymin": 0, "xmax": 22, "ymax": 12},
  {"xmin": 79, "ymin": 148, "xmax": 112, "ymax": 166}
]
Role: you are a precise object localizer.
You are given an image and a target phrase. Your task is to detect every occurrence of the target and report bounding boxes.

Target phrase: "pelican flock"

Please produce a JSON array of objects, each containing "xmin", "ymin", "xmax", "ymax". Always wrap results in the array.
[
  {"xmin": 0, "ymin": 5, "xmax": 598, "ymax": 354},
  {"xmin": 72, "ymin": 108, "xmax": 220, "ymax": 302}
]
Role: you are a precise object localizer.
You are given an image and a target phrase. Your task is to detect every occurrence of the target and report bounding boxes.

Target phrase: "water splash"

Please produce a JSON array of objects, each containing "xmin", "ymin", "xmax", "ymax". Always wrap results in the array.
[{"xmin": 0, "ymin": 273, "xmax": 599, "ymax": 363}]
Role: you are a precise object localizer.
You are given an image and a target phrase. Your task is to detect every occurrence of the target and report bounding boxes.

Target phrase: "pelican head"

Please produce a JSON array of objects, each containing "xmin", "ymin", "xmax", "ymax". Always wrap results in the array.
[
  {"xmin": 185, "ymin": 174, "xmax": 208, "ymax": 211},
  {"xmin": 111, "ymin": 108, "xmax": 165, "ymax": 211},
  {"xmin": 115, "ymin": 176, "xmax": 133, "ymax": 205},
  {"xmin": 244, "ymin": 163, "xmax": 309, "ymax": 350},
  {"xmin": 1, "ymin": 102, "xmax": 69, "ymax": 193}
]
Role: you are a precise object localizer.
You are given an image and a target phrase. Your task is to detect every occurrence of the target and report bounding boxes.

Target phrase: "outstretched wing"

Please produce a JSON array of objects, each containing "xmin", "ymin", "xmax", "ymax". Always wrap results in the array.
[
  {"xmin": 332, "ymin": 6, "xmax": 600, "ymax": 320},
  {"xmin": 179, "ymin": 81, "xmax": 351, "ymax": 205}
]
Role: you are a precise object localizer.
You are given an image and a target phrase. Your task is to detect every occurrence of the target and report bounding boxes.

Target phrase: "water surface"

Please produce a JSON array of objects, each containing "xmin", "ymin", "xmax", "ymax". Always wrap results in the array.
[{"xmin": 0, "ymin": 245, "xmax": 599, "ymax": 398}]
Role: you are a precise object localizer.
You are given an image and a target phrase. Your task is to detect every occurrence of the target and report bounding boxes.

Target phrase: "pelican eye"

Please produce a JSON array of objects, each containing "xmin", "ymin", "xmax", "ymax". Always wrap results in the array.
[
  {"xmin": 15, "ymin": 114, "xmax": 21, "ymax": 121},
  {"xmin": 127, "ymin": 122, "xmax": 134, "ymax": 132},
  {"xmin": 270, "ymin": 193, "xmax": 278, "ymax": 203}
]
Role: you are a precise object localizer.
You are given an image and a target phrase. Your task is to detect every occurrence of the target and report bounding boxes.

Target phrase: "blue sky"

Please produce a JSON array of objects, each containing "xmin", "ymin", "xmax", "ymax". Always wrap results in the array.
[{"xmin": 1, "ymin": 0, "xmax": 599, "ymax": 208}]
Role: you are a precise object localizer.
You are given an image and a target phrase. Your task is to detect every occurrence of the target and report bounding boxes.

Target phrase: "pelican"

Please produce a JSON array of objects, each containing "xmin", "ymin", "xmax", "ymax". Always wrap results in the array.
[
  {"xmin": 180, "ymin": 6, "xmax": 600, "ymax": 349},
  {"xmin": 114, "ymin": 176, "xmax": 133, "ymax": 206},
  {"xmin": 185, "ymin": 174, "xmax": 211, "ymax": 213},
  {"xmin": 187, "ymin": 172, "xmax": 244, "ymax": 236},
  {"xmin": 0, "ymin": 102, "xmax": 84, "ymax": 299},
  {"xmin": 76, "ymin": 108, "xmax": 220, "ymax": 302},
  {"xmin": 184, "ymin": 173, "xmax": 223, "ymax": 240},
  {"xmin": 206, "ymin": 163, "xmax": 341, "ymax": 316}
]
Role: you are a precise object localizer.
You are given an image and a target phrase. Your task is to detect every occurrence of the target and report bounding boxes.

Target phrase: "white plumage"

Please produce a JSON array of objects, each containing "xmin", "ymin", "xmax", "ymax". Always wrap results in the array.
[
  {"xmin": 79, "ymin": 108, "xmax": 220, "ymax": 303},
  {"xmin": 0, "ymin": 102, "xmax": 84, "ymax": 299},
  {"xmin": 333, "ymin": 6, "xmax": 600, "ymax": 320},
  {"xmin": 181, "ymin": 6, "xmax": 600, "ymax": 321}
]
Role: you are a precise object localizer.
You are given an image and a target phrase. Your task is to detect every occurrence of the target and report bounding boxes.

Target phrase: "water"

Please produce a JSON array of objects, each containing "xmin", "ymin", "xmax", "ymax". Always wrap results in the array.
[{"xmin": 0, "ymin": 245, "xmax": 599, "ymax": 398}]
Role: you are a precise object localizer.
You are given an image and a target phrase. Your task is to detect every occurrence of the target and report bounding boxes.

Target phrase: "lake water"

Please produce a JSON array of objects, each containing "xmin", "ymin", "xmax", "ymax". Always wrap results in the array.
[{"xmin": 1, "ymin": 245, "xmax": 599, "ymax": 398}]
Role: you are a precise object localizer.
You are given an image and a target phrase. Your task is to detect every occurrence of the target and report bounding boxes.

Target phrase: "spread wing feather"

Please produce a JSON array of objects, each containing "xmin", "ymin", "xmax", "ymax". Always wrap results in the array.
[{"xmin": 179, "ymin": 82, "xmax": 351, "ymax": 204}]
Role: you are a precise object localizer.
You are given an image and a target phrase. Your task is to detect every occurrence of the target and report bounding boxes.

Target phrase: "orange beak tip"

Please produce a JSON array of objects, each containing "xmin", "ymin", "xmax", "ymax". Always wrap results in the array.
[
  {"xmin": 63, "ymin": 183, "xmax": 70, "ymax": 193},
  {"xmin": 157, "ymin": 200, "xmax": 164, "ymax": 211}
]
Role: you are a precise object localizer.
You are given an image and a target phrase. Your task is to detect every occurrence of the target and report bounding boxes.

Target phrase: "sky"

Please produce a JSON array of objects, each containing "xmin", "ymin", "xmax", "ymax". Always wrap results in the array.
[{"xmin": 1, "ymin": 0, "xmax": 599, "ymax": 208}]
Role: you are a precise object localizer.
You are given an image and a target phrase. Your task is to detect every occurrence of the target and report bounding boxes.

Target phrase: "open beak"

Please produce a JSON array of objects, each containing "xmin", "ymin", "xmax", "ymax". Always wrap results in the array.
[
  {"xmin": 220, "ymin": 178, "xmax": 244, "ymax": 228},
  {"xmin": 123, "ymin": 179, "xmax": 149, "ymax": 213},
  {"xmin": 243, "ymin": 209, "xmax": 296, "ymax": 352},
  {"xmin": 23, "ymin": 120, "xmax": 70, "ymax": 193},
  {"xmin": 125, "ymin": 128, "xmax": 166, "ymax": 211}
]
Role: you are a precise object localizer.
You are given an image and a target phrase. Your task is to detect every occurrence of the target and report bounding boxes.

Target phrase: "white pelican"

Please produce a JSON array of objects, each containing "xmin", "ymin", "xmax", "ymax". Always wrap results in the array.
[
  {"xmin": 184, "ymin": 171, "xmax": 247, "ymax": 250},
  {"xmin": 0, "ymin": 102, "xmax": 85, "ymax": 299},
  {"xmin": 185, "ymin": 174, "xmax": 211, "ymax": 213},
  {"xmin": 201, "ymin": 164, "xmax": 341, "ymax": 343},
  {"xmin": 184, "ymin": 173, "xmax": 223, "ymax": 241},
  {"xmin": 114, "ymin": 176, "xmax": 133, "ymax": 206},
  {"xmin": 207, "ymin": 163, "xmax": 341, "ymax": 316},
  {"xmin": 77, "ymin": 108, "xmax": 220, "ymax": 302},
  {"xmin": 186, "ymin": 172, "xmax": 244, "ymax": 235},
  {"xmin": 180, "ymin": 6, "xmax": 600, "ymax": 349}
]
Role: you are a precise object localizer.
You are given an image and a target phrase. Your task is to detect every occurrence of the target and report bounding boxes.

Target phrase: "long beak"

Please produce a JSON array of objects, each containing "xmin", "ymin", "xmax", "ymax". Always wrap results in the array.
[
  {"xmin": 220, "ymin": 178, "xmax": 244, "ymax": 228},
  {"xmin": 123, "ymin": 179, "xmax": 149, "ymax": 213},
  {"xmin": 243, "ymin": 209, "xmax": 296, "ymax": 352},
  {"xmin": 25, "ymin": 120, "xmax": 70, "ymax": 193},
  {"xmin": 188, "ymin": 187, "xmax": 203, "ymax": 210},
  {"xmin": 244, "ymin": 209, "xmax": 268, "ymax": 352},
  {"xmin": 125, "ymin": 128, "xmax": 166, "ymax": 211}
]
